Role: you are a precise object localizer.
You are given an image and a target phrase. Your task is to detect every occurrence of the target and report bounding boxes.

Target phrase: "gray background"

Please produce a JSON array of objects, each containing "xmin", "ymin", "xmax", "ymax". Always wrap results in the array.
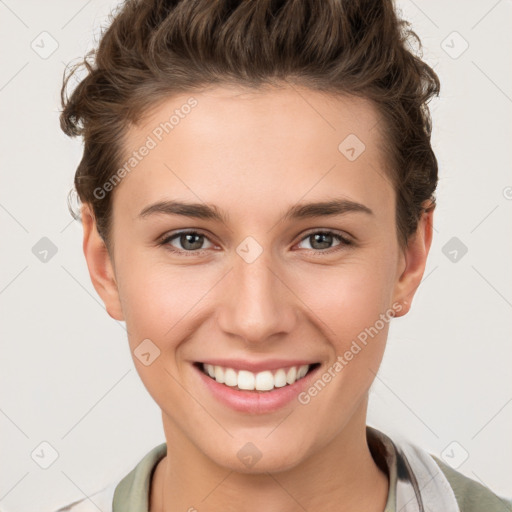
[{"xmin": 1, "ymin": 1, "xmax": 511, "ymax": 510}]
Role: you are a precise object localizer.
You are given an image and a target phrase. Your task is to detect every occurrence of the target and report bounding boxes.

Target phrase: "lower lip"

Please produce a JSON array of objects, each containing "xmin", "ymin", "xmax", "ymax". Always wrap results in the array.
[{"xmin": 194, "ymin": 363, "xmax": 321, "ymax": 414}]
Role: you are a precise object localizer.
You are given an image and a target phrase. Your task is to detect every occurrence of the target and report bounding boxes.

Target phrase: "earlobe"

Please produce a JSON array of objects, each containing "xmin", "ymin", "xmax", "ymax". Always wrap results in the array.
[
  {"xmin": 392, "ymin": 205, "xmax": 434, "ymax": 317},
  {"xmin": 81, "ymin": 204, "xmax": 124, "ymax": 321}
]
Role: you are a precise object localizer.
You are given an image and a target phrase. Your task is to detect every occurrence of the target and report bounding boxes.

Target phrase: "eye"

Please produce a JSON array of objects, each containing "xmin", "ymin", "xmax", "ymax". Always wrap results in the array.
[
  {"xmin": 158, "ymin": 229, "xmax": 353, "ymax": 257},
  {"xmin": 296, "ymin": 230, "xmax": 352, "ymax": 253},
  {"xmin": 159, "ymin": 230, "xmax": 215, "ymax": 254}
]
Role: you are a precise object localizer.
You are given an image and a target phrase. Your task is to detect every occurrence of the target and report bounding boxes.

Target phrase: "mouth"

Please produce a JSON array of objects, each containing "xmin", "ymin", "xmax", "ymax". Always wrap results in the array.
[
  {"xmin": 193, "ymin": 361, "xmax": 322, "ymax": 393},
  {"xmin": 192, "ymin": 359, "xmax": 323, "ymax": 413}
]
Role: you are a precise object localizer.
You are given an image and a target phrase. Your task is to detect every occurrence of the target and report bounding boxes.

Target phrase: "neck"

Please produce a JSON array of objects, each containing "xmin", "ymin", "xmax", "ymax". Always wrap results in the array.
[{"xmin": 150, "ymin": 404, "xmax": 388, "ymax": 512}]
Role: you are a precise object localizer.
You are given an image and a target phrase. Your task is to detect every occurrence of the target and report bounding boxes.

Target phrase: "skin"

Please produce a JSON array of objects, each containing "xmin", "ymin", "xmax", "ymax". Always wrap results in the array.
[{"xmin": 81, "ymin": 84, "xmax": 433, "ymax": 512}]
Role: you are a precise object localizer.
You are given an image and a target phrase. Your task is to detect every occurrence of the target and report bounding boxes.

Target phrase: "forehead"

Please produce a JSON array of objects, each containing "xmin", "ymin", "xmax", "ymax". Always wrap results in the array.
[{"xmin": 114, "ymin": 84, "xmax": 393, "ymax": 222}]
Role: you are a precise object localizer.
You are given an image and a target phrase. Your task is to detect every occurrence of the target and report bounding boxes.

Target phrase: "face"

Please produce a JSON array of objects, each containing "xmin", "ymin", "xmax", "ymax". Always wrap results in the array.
[{"xmin": 83, "ymin": 84, "xmax": 431, "ymax": 473}]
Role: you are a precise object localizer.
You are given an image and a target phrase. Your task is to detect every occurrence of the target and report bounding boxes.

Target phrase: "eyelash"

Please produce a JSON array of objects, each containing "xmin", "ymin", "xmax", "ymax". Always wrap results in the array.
[{"xmin": 157, "ymin": 229, "xmax": 353, "ymax": 257}]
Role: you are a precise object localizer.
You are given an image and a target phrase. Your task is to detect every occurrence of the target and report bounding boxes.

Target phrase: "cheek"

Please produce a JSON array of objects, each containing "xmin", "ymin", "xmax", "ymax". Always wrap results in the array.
[
  {"xmin": 292, "ymin": 254, "xmax": 398, "ymax": 400},
  {"xmin": 116, "ymin": 232, "xmax": 399, "ymax": 349},
  {"xmin": 116, "ymin": 257, "xmax": 219, "ymax": 347},
  {"xmin": 115, "ymin": 262, "xmax": 218, "ymax": 406},
  {"xmin": 297, "ymin": 256, "xmax": 397, "ymax": 339}
]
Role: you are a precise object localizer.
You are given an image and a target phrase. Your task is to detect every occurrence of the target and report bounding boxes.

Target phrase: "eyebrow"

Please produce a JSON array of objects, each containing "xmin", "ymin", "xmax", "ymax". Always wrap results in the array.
[{"xmin": 138, "ymin": 198, "xmax": 374, "ymax": 223}]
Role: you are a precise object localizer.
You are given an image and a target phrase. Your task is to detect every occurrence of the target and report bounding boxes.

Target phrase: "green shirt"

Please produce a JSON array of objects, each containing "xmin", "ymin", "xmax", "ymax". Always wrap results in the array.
[{"xmin": 56, "ymin": 426, "xmax": 512, "ymax": 511}]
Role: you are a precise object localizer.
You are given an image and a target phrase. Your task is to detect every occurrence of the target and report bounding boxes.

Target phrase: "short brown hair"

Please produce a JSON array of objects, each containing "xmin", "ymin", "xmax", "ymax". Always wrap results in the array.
[{"xmin": 60, "ymin": 0, "xmax": 440, "ymax": 250}]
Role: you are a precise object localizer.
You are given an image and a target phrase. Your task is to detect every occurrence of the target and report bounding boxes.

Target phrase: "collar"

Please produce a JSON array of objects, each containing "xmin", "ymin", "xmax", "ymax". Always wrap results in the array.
[{"xmin": 111, "ymin": 426, "xmax": 459, "ymax": 512}]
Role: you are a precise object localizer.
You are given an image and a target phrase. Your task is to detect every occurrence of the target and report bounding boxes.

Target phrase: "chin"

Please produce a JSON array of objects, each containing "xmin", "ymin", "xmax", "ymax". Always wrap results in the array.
[{"xmin": 205, "ymin": 438, "xmax": 311, "ymax": 475}]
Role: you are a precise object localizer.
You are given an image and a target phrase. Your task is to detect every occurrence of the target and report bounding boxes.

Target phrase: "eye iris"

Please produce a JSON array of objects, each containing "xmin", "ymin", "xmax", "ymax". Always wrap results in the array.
[
  {"xmin": 170, "ymin": 232, "xmax": 343, "ymax": 252},
  {"xmin": 181, "ymin": 233, "xmax": 203, "ymax": 250},
  {"xmin": 310, "ymin": 233, "xmax": 333, "ymax": 250}
]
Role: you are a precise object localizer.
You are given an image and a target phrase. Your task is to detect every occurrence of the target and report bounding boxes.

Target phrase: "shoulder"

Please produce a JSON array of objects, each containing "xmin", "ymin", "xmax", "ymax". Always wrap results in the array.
[
  {"xmin": 379, "ymin": 426, "xmax": 511, "ymax": 512},
  {"xmin": 53, "ymin": 481, "xmax": 117, "ymax": 512},
  {"xmin": 431, "ymin": 455, "xmax": 512, "ymax": 512},
  {"xmin": 52, "ymin": 442, "xmax": 167, "ymax": 512}
]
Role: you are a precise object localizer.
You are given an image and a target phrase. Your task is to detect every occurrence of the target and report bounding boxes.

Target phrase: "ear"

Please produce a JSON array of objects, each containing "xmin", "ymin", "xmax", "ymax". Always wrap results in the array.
[
  {"xmin": 81, "ymin": 203, "xmax": 124, "ymax": 321},
  {"xmin": 392, "ymin": 203, "xmax": 434, "ymax": 317}
]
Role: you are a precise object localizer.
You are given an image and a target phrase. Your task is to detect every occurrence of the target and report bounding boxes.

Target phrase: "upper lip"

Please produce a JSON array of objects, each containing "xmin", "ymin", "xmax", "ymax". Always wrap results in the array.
[{"xmin": 195, "ymin": 359, "xmax": 319, "ymax": 373}]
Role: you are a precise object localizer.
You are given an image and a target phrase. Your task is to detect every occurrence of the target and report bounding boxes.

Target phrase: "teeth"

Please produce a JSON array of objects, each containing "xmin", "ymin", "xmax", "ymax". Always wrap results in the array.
[
  {"xmin": 255, "ymin": 371, "xmax": 274, "ymax": 391},
  {"xmin": 286, "ymin": 366, "xmax": 297, "ymax": 384},
  {"xmin": 224, "ymin": 368, "xmax": 238, "ymax": 387},
  {"xmin": 274, "ymin": 369, "xmax": 287, "ymax": 388},
  {"xmin": 214, "ymin": 365, "xmax": 225, "ymax": 384},
  {"xmin": 297, "ymin": 365, "xmax": 308, "ymax": 379},
  {"xmin": 206, "ymin": 364, "xmax": 215, "ymax": 378},
  {"xmin": 201, "ymin": 363, "xmax": 312, "ymax": 391},
  {"xmin": 238, "ymin": 370, "xmax": 255, "ymax": 390}
]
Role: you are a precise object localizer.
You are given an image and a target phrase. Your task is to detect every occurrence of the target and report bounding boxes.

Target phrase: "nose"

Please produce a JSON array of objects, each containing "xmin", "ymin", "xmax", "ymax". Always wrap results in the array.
[{"xmin": 215, "ymin": 247, "xmax": 298, "ymax": 345}]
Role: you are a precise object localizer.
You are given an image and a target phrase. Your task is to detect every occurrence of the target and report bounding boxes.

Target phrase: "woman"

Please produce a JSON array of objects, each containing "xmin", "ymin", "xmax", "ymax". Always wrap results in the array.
[{"xmin": 57, "ymin": 0, "xmax": 511, "ymax": 510}]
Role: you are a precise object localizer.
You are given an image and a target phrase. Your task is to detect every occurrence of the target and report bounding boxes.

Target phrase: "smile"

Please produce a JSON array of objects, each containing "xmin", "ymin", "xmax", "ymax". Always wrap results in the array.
[
  {"xmin": 198, "ymin": 362, "xmax": 319, "ymax": 392},
  {"xmin": 192, "ymin": 358, "xmax": 323, "ymax": 413}
]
